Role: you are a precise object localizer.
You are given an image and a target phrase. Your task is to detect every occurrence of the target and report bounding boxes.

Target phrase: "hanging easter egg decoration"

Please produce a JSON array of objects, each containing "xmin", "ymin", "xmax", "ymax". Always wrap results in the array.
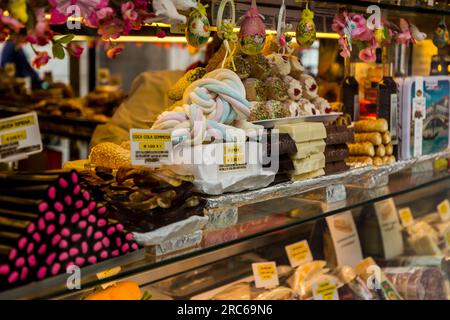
[
  {"xmin": 296, "ymin": 3, "xmax": 316, "ymax": 48},
  {"xmin": 186, "ymin": 2, "xmax": 211, "ymax": 48},
  {"xmin": 238, "ymin": 0, "xmax": 266, "ymax": 55},
  {"xmin": 433, "ymin": 19, "xmax": 449, "ymax": 49}
]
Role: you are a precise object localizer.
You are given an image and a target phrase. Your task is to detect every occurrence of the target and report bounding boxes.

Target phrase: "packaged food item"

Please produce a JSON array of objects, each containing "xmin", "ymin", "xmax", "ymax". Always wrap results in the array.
[
  {"xmin": 383, "ymin": 267, "xmax": 447, "ymax": 300},
  {"xmin": 400, "ymin": 76, "xmax": 450, "ymax": 159},
  {"xmin": 335, "ymin": 266, "xmax": 375, "ymax": 300}
]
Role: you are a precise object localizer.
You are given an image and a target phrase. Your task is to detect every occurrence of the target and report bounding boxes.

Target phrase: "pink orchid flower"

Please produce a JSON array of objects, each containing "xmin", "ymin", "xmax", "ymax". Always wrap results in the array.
[
  {"xmin": 32, "ymin": 51, "xmax": 50, "ymax": 69},
  {"xmin": 359, "ymin": 47, "xmax": 376, "ymax": 62}
]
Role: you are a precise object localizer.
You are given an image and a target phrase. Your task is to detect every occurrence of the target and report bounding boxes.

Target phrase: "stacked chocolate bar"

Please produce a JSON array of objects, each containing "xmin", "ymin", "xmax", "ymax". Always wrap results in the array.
[
  {"xmin": 265, "ymin": 132, "xmax": 298, "ymax": 184},
  {"xmin": 324, "ymin": 125, "xmax": 354, "ymax": 175},
  {"xmin": 275, "ymin": 122, "xmax": 327, "ymax": 181}
]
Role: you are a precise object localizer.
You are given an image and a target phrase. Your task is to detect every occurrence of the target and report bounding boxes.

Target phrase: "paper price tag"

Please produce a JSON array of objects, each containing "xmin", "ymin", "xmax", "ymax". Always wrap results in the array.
[
  {"xmin": 252, "ymin": 262, "xmax": 279, "ymax": 289},
  {"xmin": 0, "ymin": 112, "xmax": 42, "ymax": 162},
  {"xmin": 312, "ymin": 278, "xmax": 339, "ymax": 300},
  {"xmin": 398, "ymin": 207, "xmax": 414, "ymax": 227},
  {"xmin": 285, "ymin": 240, "xmax": 313, "ymax": 268},
  {"xmin": 437, "ymin": 200, "xmax": 450, "ymax": 222},
  {"xmin": 219, "ymin": 142, "xmax": 247, "ymax": 172},
  {"xmin": 130, "ymin": 129, "xmax": 172, "ymax": 166},
  {"xmin": 373, "ymin": 199, "xmax": 404, "ymax": 259}
]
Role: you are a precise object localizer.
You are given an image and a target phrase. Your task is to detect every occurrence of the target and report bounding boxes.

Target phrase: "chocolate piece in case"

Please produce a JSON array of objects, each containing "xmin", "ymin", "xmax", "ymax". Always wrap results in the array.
[
  {"xmin": 325, "ymin": 125, "xmax": 355, "ymax": 145},
  {"xmin": 324, "ymin": 161, "xmax": 349, "ymax": 175},
  {"xmin": 265, "ymin": 132, "xmax": 298, "ymax": 156},
  {"xmin": 325, "ymin": 145, "xmax": 349, "ymax": 163}
]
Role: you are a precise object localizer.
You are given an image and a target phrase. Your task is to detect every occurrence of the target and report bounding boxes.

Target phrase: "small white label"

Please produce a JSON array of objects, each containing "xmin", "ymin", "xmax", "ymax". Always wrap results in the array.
[
  {"xmin": 0, "ymin": 112, "xmax": 42, "ymax": 162},
  {"xmin": 437, "ymin": 200, "xmax": 450, "ymax": 222},
  {"xmin": 312, "ymin": 278, "xmax": 339, "ymax": 300},
  {"xmin": 252, "ymin": 262, "xmax": 279, "ymax": 289},
  {"xmin": 285, "ymin": 240, "xmax": 313, "ymax": 268},
  {"xmin": 398, "ymin": 207, "xmax": 414, "ymax": 227},
  {"xmin": 412, "ymin": 92, "xmax": 426, "ymax": 157},
  {"xmin": 325, "ymin": 211, "xmax": 363, "ymax": 268},
  {"xmin": 130, "ymin": 129, "xmax": 172, "ymax": 166},
  {"xmin": 390, "ymin": 93, "xmax": 398, "ymax": 141}
]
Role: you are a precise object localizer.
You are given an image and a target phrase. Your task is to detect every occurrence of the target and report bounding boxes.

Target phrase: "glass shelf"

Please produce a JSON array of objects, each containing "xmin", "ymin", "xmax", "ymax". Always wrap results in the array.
[{"xmin": 18, "ymin": 156, "xmax": 448, "ymax": 300}]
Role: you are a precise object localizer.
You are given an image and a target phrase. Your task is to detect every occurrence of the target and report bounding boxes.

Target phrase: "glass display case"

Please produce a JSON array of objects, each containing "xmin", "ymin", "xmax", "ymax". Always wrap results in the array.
[{"xmin": 1, "ymin": 0, "xmax": 450, "ymax": 300}]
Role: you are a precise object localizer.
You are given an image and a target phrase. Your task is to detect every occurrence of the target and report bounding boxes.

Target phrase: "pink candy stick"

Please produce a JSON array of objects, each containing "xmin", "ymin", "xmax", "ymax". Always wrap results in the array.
[
  {"xmin": 59, "ymin": 214, "xmax": 66, "ymax": 226},
  {"xmin": 38, "ymin": 218, "xmax": 46, "ymax": 231},
  {"xmin": 82, "ymin": 191, "xmax": 90, "ymax": 201},
  {"xmin": 111, "ymin": 250, "xmax": 119, "ymax": 257},
  {"xmin": 20, "ymin": 267, "xmax": 29, "ymax": 280},
  {"xmin": 107, "ymin": 226, "xmax": 116, "ymax": 236},
  {"xmin": 8, "ymin": 248, "xmax": 17, "ymax": 260},
  {"xmin": 27, "ymin": 223, "xmax": 36, "ymax": 234},
  {"xmin": 101, "ymin": 237, "xmax": 110, "ymax": 248},
  {"xmin": 51, "ymin": 263, "xmax": 61, "ymax": 276},
  {"xmin": 59, "ymin": 252, "xmax": 69, "ymax": 262},
  {"xmin": 88, "ymin": 201, "xmax": 96, "ymax": 212},
  {"xmin": 69, "ymin": 248, "xmax": 79, "ymax": 257},
  {"xmin": 94, "ymin": 231, "xmax": 103, "ymax": 240},
  {"xmin": 81, "ymin": 241, "xmax": 88, "ymax": 255},
  {"xmin": 8, "ymin": 271, "xmax": 19, "ymax": 283},
  {"xmin": 125, "ymin": 233, "xmax": 134, "ymax": 241},
  {"xmin": 71, "ymin": 233, "xmax": 82, "ymax": 242},
  {"xmin": 88, "ymin": 215, "xmax": 96, "ymax": 224},
  {"xmin": 78, "ymin": 221, "xmax": 87, "ymax": 229},
  {"xmin": 0, "ymin": 264, "xmax": 10, "ymax": 275},
  {"xmin": 93, "ymin": 241, "xmax": 102, "ymax": 252},
  {"xmin": 71, "ymin": 213, "xmax": 80, "ymax": 224},
  {"xmin": 75, "ymin": 257, "xmax": 85, "ymax": 266},
  {"xmin": 18, "ymin": 237, "xmax": 27, "ymax": 250},
  {"xmin": 46, "ymin": 224, "xmax": 56, "ymax": 235},
  {"xmin": 71, "ymin": 172, "xmax": 79, "ymax": 184},
  {"xmin": 59, "ymin": 177, "xmax": 68, "ymax": 189},
  {"xmin": 86, "ymin": 226, "xmax": 93, "ymax": 238},
  {"xmin": 32, "ymin": 232, "xmax": 41, "ymax": 243},
  {"xmin": 26, "ymin": 242, "xmax": 35, "ymax": 254},
  {"xmin": 81, "ymin": 208, "xmax": 89, "ymax": 217},
  {"xmin": 115, "ymin": 237, "xmax": 122, "ymax": 247},
  {"xmin": 44, "ymin": 211, "xmax": 55, "ymax": 221},
  {"xmin": 38, "ymin": 202, "xmax": 49, "ymax": 213},
  {"xmin": 51, "ymin": 234, "xmax": 61, "ymax": 246},
  {"xmin": 100, "ymin": 250, "xmax": 109, "ymax": 260},
  {"xmin": 37, "ymin": 266, "xmax": 47, "ymax": 279},
  {"xmin": 59, "ymin": 239, "xmax": 68, "ymax": 249},
  {"xmin": 75, "ymin": 200, "xmax": 84, "ymax": 209},
  {"xmin": 131, "ymin": 243, "xmax": 139, "ymax": 251},
  {"xmin": 54, "ymin": 202, "xmax": 64, "ymax": 212},
  {"xmin": 64, "ymin": 195, "xmax": 72, "ymax": 206},
  {"xmin": 47, "ymin": 186, "xmax": 56, "ymax": 200},
  {"xmin": 87, "ymin": 256, "xmax": 97, "ymax": 264},
  {"xmin": 46, "ymin": 252, "xmax": 56, "ymax": 266},
  {"xmin": 38, "ymin": 244, "xmax": 47, "ymax": 255},
  {"xmin": 121, "ymin": 243, "xmax": 130, "ymax": 253},
  {"xmin": 97, "ymin": 218, "xmax": 107, "ymax": 227},
  {"xmin": 97, "ymin": 207, "xmax": 107, "ymax": 215},
  {"xmin": 73, "ymin": 185, "xmax": 81, "ymax": 195},
  {"xmin": 15, "ymin": 257, "xmax": 25, "ymax": 268},
  {"xmin": 28, "ymin": 255, "xmax": 37, "ymax": 267},
  {"xmin": 61, "ymin": 228, "xmax": 70, "ymax": 237},
  {"xmin": 116, "ymin": 224, "xmax": 124, "ymax": 232}
]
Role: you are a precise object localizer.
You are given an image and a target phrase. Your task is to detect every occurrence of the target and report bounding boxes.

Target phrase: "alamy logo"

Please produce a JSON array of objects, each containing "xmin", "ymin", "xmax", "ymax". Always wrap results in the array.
[
  {"xmin": 366, "ymin": 5, "xmax": 381, "ymax": 30},
  {"xmin": 366, "ymin": 265, "xmax": 382, "ymax": 290},
  {"xmin": 66, "ymin": 265, "xmax": 81, "ymax": 290},
  {"xmin": 53, "ymin": 0, "xmax": 103, "ymax": 29}
]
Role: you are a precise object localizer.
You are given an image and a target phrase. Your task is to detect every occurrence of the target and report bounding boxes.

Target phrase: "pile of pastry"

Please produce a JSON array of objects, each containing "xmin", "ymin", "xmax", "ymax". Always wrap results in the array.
[{"xmin": 346, "ymin": 119, "xmax": 395, "ymax": 166}]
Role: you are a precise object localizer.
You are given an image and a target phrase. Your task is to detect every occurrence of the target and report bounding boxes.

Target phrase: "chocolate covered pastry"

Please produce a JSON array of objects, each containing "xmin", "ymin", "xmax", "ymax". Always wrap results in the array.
[
  {"xmin": 325, "ymin": 145, "xmax": 349, "ymax": 162},
  {"xmin": 265, "ymin": 77, "xmax": 289, "ymax": 101}
]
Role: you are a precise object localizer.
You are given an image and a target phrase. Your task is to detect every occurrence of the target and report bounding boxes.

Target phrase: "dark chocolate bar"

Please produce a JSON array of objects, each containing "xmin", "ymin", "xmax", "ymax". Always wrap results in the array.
[
  {"xmin": 325, "ymin": 145, "xmax": 349, "ymax": 163},
  {"xmin": 266, "ymin": 132, "xmax": 298, "ymax": 156},
  {"xmin": 325, "ymin": 125, "xmax": 355, "ymax": 145},
  {"xmin": 324, "ymin": 161, "xmax": 349, "ymax": 175}
]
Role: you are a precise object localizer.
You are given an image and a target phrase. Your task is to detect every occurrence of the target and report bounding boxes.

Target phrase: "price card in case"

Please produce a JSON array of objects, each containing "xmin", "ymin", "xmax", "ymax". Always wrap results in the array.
[
  {"xmin": 285, "ymin": 240, "xmax": 313, "ymax": 268},
  {"xmin": 0, "ymin": 112, "xmax": 42, "ymax": 162},
  {"xmin": 398, "ymin": 207, "xmax": 414, "ymax": 227},
  {"xmin": 312, "ymin": 278, "xmax": 339, "ymax": 300},
  {"xmin": 437, "ymin": 200, "xmax": 450, "ymax": 222},
  {"xmin": 252, "ymin": 262, "xmax": 279, "ymax": 289},
  {"xmin": 130, "ymin": 129, "xmax": 172, "ymax": 166}
]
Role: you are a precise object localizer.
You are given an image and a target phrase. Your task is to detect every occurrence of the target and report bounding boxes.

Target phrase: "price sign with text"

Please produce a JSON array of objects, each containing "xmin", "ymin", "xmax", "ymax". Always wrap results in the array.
[
  {"xmin": 252, "ymin": 262, "xmax": 279, "ymax": 289},
  {"xmin": 130, "ymin": 129, "xmax": 172, "ymax": 166},
  {"xmin": 285, "ymin": 240, "xmax": 313, "ymax": 267}
]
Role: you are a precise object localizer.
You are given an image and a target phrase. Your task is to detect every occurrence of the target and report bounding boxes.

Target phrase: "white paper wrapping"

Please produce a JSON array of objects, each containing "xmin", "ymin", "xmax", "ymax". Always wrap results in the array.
[{"xmin": 133, "ymin": 215, "xmax": 209, "ymax": 246}]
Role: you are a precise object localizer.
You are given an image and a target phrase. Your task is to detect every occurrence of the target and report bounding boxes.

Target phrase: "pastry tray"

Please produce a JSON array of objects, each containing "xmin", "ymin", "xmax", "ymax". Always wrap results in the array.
[
  {"xmin": 0, "ymin": 248, "xmax": 146, "ymax": 300},
  {"xmin": 251, "ymin": 113, "xmax": 343, "ymax": 128}
]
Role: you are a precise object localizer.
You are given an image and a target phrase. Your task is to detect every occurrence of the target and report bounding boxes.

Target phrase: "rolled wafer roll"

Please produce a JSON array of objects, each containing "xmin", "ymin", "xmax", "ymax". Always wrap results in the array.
[
  {"xmin": 385, "ymin": 142, "xmax": 393, "ymax": 156},
  {"xmin": 346, "ymin": 156, "xmax": 373, "ymax": 166},
  {"xmin": 382, "ymin": 131, "xmax": 391, "ymax": 144},
  {"xmin": 348, "ymin": 142, "xmax": 375, "ymax": 157},
  {"xmin": 354, "ymin": 119, "xmax": 388, "ymax": 133},
  {"xmin": 375, "ymin": 144, "xmax": 386, "ymax": 157},
  {"xmin": 383, "ymin": 155, "xmax": 396, "ymax": 164},
  {"xmin": 354, "ymin": 132, "xmax": 382, "ymax": 145},
  {"xmin": 373, "ymin": 156, "xmax": 383, "ymax": 166}
]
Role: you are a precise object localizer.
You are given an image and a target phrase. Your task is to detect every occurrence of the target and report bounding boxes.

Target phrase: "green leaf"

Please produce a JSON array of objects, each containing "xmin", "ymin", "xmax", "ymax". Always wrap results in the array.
[
  {"xmin": 52, "ymin": 43, "xmax": 65, "ymax": 60},
  {"xmin": 57, "ymin": 34, "xmax": 75, "ymax": 44}
]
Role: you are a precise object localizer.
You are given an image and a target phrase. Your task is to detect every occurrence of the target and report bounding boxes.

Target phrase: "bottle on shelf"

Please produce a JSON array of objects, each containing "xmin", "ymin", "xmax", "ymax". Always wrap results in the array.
[
  {"xmin": 377, "ymin": 46, "xmax": 399, "ymax": 145},
  {"xmin": 341, "ymin": 57, "xmax": 360, "ymax": 121}
]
